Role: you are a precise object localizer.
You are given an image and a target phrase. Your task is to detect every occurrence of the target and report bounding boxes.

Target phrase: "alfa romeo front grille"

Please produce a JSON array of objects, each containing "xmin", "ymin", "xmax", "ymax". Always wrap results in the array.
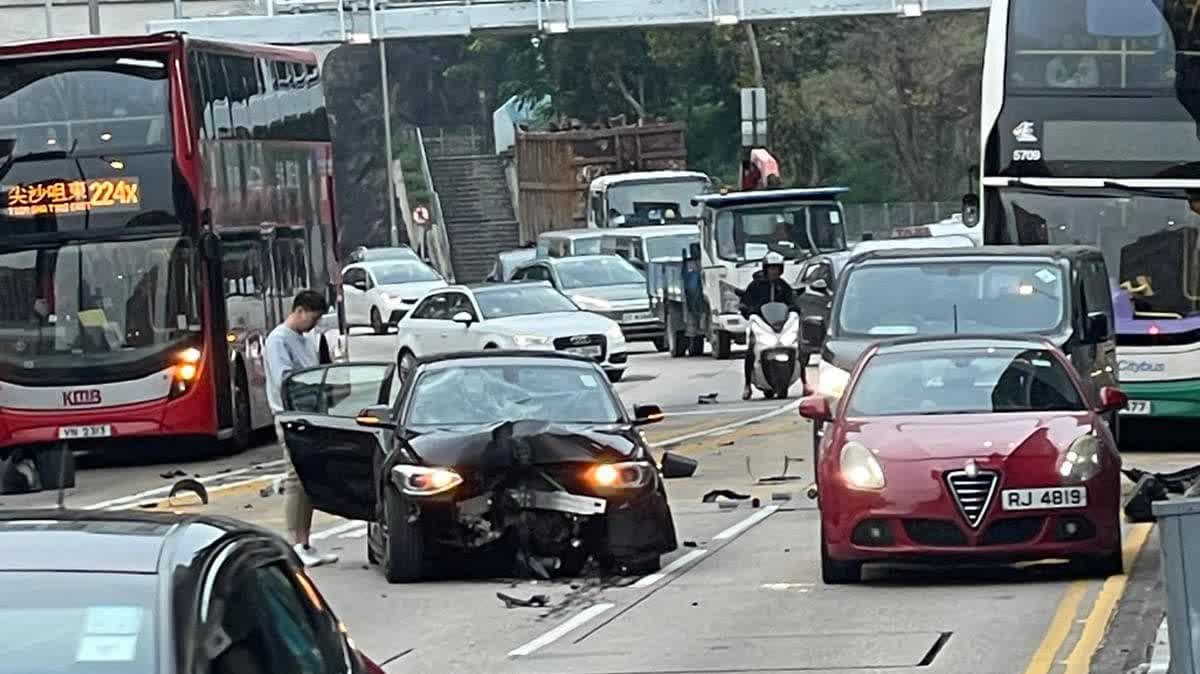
[{"xmin": 944, "ymin": 470, "xmax": 999, "ymax": 529}]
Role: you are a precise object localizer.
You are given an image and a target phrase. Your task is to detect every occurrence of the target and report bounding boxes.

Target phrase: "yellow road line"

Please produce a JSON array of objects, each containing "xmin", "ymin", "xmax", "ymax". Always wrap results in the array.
[
  {"xmin": 1061, "ymin": 522, "xmax": 1154, "ymax": 674},
  {"xmin": 1021, "ymin": 581, "xmax": 1089, "ymax": 674}
]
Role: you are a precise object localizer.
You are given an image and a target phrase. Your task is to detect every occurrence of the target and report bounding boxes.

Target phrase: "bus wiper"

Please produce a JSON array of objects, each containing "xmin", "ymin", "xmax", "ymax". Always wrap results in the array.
[{"xmin": 1101, "ymin": 181, "xmax": 1184, "ymax": 199}]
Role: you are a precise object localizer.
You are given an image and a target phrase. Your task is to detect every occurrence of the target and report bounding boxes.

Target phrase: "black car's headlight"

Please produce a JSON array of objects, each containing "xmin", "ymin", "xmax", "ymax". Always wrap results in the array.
[
  {"xmin": 589, "ymin": 461, "xmax": 654, "ymax": 490},
  {"xmin": 392, "ymin": 465, "xmax": 463, "ymax": 496}
]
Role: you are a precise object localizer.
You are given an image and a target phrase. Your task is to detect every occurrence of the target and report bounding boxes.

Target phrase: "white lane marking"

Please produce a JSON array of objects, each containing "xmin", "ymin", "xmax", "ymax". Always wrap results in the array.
[
  {"xmin": 311, "ymin": 520, "xmax": 365, "ymax": 540},
  {"xmin": 631, "ymin": 549, "xmax": 707, "ymax": 589},
  {"xmin": 713, "ymin": 505, "xmax": 780, "ymax": 541},
  {"xmin": 507, "ymin": 603, "xmax": 615, "ymax": 657},
  {"xmin": 655, "ymin": 405, "xmax": 785, "ymax": 417},
  {"xmin": 649, "ymin": 400, "xmax": 799, "ymax": 448},
  {"xmin": 341, "ymin": 527, "xmax": 369, "ymax": 539},
  {"xmin": 86, "ymin": 460, "xmax": 288, "ymax": 510}
]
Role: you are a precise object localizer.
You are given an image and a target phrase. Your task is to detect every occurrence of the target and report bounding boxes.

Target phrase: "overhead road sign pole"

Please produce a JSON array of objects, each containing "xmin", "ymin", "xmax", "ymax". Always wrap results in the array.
[{"xmin": 740, "ymin": 86, "xmax": 767, "ymax": 148}]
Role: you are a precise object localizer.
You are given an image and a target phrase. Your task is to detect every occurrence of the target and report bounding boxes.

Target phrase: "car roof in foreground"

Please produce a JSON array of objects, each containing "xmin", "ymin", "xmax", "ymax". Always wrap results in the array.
[
  {"xmin": 871, "ymin": 334, "xmax": 1057, "ymax": 357},
  {"xmin": 0, "ymin": 509, "xmax": 245, "ymax": 573},
  {"xmin": 417, "ymin": 350, "xmax": 600, "ymax": 370},
  {"xmin": 849, "ymin": 244, "xmax": 1097, "ymax": 265}
]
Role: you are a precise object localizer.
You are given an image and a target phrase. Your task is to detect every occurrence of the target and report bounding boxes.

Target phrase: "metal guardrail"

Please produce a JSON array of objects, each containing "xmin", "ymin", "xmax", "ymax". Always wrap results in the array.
[
  {"xmin": 1155, "ymin": 497, "xmax": 1200, "ymax": 674},
  {"xmin": 414, "ymin": 127, "xmax": 456, "ymax": 283}
]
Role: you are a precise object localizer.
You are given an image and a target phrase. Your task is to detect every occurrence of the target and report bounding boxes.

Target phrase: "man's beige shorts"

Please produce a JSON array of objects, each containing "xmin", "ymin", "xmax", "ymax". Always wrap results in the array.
[{"xmin": 275, "ymin": 419, "xmax": 312, "ymax": 532}]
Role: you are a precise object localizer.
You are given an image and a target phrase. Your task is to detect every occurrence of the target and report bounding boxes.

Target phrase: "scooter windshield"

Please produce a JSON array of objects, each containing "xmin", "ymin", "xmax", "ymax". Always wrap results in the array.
[{"xmin": 761, "ymin": 302, "xmax": 790, "ymax": 328}]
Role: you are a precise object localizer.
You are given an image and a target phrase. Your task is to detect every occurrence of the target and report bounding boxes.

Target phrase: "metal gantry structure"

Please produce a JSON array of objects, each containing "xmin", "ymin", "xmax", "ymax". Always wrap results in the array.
[{"xmin": 146, "ymin": 0, "xmax": 990, "ymax": 45}]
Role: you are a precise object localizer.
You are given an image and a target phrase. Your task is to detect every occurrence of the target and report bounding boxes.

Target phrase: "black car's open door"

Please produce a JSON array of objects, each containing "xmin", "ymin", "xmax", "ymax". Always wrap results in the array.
[{"xmin": 276, "ymin": 362, "xmax": 396, "ymax": 521}]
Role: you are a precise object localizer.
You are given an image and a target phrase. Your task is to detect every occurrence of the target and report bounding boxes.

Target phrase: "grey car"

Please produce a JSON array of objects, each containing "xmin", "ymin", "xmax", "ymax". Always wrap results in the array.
[{"xmin": 511, "ymin": 254, "xmax": 667, "ymax": 351}]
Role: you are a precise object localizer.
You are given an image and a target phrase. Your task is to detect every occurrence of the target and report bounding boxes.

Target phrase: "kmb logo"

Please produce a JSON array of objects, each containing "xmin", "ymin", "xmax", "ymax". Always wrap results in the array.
[{"xmin": 62, "ymin": 389, "xmax": 102, "ymax": 406}]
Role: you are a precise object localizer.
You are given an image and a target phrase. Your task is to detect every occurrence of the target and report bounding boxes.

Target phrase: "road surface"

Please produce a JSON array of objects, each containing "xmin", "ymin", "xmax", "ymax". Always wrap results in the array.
[{"xmin": 2, "ymin": 332, "xmax": 1191, "ymax": 673}]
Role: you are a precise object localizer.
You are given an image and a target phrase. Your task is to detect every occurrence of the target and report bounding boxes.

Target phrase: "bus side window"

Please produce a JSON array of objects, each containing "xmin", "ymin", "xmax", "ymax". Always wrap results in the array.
[
  {"xmin": 206, "ymin": 53, "xmax": 233, "ymax": 140},
  {"xmin": 187, "ymin": 53, "xmax": 209, "ymax": 141}
]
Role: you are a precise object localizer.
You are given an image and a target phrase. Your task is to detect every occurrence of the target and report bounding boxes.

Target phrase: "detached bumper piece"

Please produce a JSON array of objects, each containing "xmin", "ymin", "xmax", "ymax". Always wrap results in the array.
[{"xmin": 510, "ymin": 489, "xmax": 607, "ymax": 516}]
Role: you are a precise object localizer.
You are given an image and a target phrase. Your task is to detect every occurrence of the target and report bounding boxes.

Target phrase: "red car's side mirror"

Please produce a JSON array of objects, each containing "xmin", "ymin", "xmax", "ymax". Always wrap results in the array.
[
  {"xmin": 1098, "ymin": 386, "xmax": 1128, "ymax": 413},
  {"xmin": 798, "ymin": 396, "xmax": 832, "ymax": 422}
]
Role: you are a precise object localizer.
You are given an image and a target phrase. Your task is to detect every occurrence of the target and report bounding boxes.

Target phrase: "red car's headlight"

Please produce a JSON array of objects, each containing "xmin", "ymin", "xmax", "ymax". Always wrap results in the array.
[
  {"xmin": 1058, "ymin": 434, "xmax": 1102, "ymax": 483},
  {"xmin": 840, "ymin": 442, "xmax": 886, "ymax": 490}
]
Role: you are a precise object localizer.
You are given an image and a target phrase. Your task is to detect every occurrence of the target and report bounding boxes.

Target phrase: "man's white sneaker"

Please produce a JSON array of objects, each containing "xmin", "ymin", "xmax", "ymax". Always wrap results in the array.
[{"xmin": 294, "ymin": 543, "xmax": 338, "ymax": 568}]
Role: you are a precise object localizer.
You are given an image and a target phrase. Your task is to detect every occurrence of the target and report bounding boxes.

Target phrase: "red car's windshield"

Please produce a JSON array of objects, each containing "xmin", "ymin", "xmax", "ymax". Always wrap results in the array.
[{"xmin": 846, "ymin": 347, "xmax": 1086, "ymax": 417}]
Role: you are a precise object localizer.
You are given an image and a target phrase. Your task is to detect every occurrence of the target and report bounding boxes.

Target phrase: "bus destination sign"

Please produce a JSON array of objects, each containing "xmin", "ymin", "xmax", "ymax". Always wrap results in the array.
[{"xmin": 2, "ymin": 177, "xmax": 140, "ymax": 217}]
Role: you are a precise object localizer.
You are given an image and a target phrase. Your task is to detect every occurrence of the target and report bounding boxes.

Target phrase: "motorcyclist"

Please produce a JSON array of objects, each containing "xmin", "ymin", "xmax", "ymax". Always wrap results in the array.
[{"xmin": 740, "ymin": 252, "xmax": 797, "ymax": 401}]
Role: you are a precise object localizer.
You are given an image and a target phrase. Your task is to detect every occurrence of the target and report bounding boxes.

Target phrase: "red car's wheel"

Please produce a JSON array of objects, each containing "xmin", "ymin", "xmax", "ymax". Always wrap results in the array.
[{"xmin": 820, "ymin": 524, "xmax": 862, "ymax": 585}]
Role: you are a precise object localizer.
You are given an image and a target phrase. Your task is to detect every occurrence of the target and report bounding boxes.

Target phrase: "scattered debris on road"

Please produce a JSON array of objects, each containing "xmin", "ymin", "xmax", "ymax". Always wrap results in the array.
[
  {"xmin": 702, "ymin": 489, "xmax": 751, "ymax": 503},
  {"xmin": 661, "ymin": 451, "xmax": 699, "ymax": 478},
  {"xmin": 167, "ymin": 478, "xmax": 209, "ymax": 506},
  {"xmin": 497, "ymin": 592, "xmax": 550, "ymax": 609},
  {"xmin": 697, "ymin": 393, "xmax": 719, "ymax": 405},
  {"xmin": 159, "ymin": 469, "xmax": 186, "ymax": 479},
  {"xmin": 746, "ymin": 456, "xmax": 805, "ymax": 485}
]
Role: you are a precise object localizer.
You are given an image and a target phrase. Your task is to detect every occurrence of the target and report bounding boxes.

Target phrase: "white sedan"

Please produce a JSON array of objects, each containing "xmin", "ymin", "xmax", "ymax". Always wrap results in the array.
[
  {"xmin": 342, "ymin": 259, "xmax": 448, "ymax": 334},
  {"xmin": 396, "ymin": 282, "xmax": 629, "ymax": 381}
]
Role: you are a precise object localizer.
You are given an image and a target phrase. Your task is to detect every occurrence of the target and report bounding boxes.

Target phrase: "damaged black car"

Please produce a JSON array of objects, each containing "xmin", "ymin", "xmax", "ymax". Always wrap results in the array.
[{"xmin": 276, "ymin": 351, "xmax": 680, "ymax": 584}]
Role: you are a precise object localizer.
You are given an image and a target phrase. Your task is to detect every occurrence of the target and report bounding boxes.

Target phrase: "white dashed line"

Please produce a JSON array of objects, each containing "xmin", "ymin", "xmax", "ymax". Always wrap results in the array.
[
  {"xmin": 507, "ymin": 603, "xmax": 616, "ymax": 657},
  {"xmin": 713, "ymin": 505, "xmax": 780, "ymax": 540},
  {"xmin": 631, "ymin": 549, "xmax": 707, "ymax": 589}
]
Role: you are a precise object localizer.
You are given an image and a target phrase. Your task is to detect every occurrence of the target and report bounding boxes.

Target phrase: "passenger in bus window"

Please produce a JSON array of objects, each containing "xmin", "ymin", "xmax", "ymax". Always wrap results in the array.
[{"xmin": 1046, "ymin": 34, "xmax": 1099, "ymax": 88}]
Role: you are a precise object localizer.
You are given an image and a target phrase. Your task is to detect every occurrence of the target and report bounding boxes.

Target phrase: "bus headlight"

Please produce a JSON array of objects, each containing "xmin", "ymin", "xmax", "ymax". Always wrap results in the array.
[{"xmin": 169, "ymin": 347, "xmax": 203, "ymax": 399}]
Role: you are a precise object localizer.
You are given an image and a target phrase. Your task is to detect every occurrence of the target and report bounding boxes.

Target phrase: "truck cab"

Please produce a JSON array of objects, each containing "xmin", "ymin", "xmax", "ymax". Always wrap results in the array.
[
  {"xmin": 586, "ymin": 171, "xmax": 712, "ymax": 229},
  {"xmin": 694, "ymin": 187, "xmax": 849, "ymax": 358}
]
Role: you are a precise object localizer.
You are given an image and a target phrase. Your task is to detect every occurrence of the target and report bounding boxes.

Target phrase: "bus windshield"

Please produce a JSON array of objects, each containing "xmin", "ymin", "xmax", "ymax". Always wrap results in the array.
[
  {"xmin": 0, "ymin": 53, "xmax": 180, "ymax": 234},
  {"xmin": 1006, "ymin": 0, "xmax": 1195, "ymax": 92},
  {"xmin": 715, "ymin": 202, "xmax": 846, "ymax": 262},
  {"xmin": 995, "ymin": 187, "xmax": 1200, "ymax": 321},
  {"xmin": 0, "ymin": 235, "xmax": 200, "ymax": 385}
]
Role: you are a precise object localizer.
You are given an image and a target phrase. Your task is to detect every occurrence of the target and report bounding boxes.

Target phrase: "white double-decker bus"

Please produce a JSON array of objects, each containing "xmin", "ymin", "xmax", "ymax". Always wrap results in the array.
[{"xmin": 967, "ymin": 0, "xmax": 1200, "ymax": 435}]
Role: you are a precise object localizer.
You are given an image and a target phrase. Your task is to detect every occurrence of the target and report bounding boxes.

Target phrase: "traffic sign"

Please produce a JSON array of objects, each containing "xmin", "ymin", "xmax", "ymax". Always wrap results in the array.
[
  {"xmin": 412, "ymin": 206, "xmax": 430, "ymax": 226},
  {"xmin": 740, "ymin": 87, "xmax": 767, "ymax": 147}
]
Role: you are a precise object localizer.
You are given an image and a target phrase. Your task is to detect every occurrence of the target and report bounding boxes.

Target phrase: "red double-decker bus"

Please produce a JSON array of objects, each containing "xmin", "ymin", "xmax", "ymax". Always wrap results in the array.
[{"xmin": 0, "ymin": 33, "xmax": 346, "ymax": 459}]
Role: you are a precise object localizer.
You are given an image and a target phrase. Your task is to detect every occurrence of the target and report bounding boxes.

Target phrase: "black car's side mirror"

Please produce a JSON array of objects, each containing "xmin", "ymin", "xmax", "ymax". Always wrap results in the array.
[
  {"xmin": 802, "ymin": 316, "xmax": 826, "ymax": 347},
  {"xmin": 632, "ymin": 404, "xmax": 665, "ymax": 426},
  {"xmin": 808, "ymin": 278, "xmax": 829, "ymax": 294},
  {"xmin": 1084, "ymin": 311, "xmax": 1111, "ymax": 344},
  {"xmin": 355, "ymin": 405, "xmax": 397, "ymax": 430}
]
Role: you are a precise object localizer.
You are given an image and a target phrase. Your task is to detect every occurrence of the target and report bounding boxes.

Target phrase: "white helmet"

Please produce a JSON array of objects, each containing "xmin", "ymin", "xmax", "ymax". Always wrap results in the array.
[{"xmin": 762, "ymin": 251, "xmax": 785, "ymax": 267}]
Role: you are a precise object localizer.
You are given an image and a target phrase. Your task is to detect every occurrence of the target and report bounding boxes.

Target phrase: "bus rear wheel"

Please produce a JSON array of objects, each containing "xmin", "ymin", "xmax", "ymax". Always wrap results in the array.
[{"xmin": 228, "ymin": 365, "xmax": 252, "ymax": 454}]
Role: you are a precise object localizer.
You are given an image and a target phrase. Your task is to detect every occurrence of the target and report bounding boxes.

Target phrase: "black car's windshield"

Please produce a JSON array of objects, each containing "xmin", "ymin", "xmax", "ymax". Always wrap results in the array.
[
  {"xmin": 837, "ymin": 261, "xmax": 1066, "ymax": 338},
  {"xmin": 846, "ymin": 348, "xmax": 1086, "ymax": 417},
  {"xmin": 475, "ymin": 286, "xmax": 578, "ymax": 318},
  {"xmin": 0, "ymin": 570, "xmax": 157, "ymax": 674},
  {"xmin": 407, "ymin": 364, "xmax": 621, "ymax": 425},
  {"xmin": 556, "ymin": 257, "xmax": 645, "ymax": 289},
  {"xmin": 369, "ymin": 261, "xmax": 440, "ymax": 284},
  {"xmin": 0, "ymin": 235, "xmax": 200, "ymax": 384},
  {"xmin": 607, "ymin": 179, "xmax": 708, "ymax": 223},
  {"xmin": 715, "ymin": 202, "xmax": 846, "ymax": 262}
]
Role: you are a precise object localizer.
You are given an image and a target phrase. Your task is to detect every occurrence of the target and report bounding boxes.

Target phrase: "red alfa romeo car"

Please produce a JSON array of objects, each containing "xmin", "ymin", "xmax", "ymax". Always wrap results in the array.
[{"xmin": 800, "ymin": 335, "xmax": 1126, "ymax": 584}]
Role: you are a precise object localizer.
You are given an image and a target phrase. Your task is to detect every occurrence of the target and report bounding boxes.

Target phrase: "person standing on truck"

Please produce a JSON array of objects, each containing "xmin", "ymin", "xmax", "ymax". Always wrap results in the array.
[
  {"xmin": 740, "ymin": 252, "xmax": 798, "ymax": 401},
  {"xmin": 264, "ymin": 290, "xmax": 339, "ymax": 568}
]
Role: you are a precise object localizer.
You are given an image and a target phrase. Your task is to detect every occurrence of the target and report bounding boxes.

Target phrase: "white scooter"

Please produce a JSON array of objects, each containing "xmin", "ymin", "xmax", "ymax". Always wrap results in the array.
[{"xmin": 748, "ymin": 301, "xmax": 804, "ymax": 399}]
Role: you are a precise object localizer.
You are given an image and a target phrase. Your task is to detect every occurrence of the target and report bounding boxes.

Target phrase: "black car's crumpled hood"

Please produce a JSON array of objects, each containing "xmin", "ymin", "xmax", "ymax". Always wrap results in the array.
[{"xmin": 404, "ymin": 420, "xmax": 639, "ymax": 468}]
